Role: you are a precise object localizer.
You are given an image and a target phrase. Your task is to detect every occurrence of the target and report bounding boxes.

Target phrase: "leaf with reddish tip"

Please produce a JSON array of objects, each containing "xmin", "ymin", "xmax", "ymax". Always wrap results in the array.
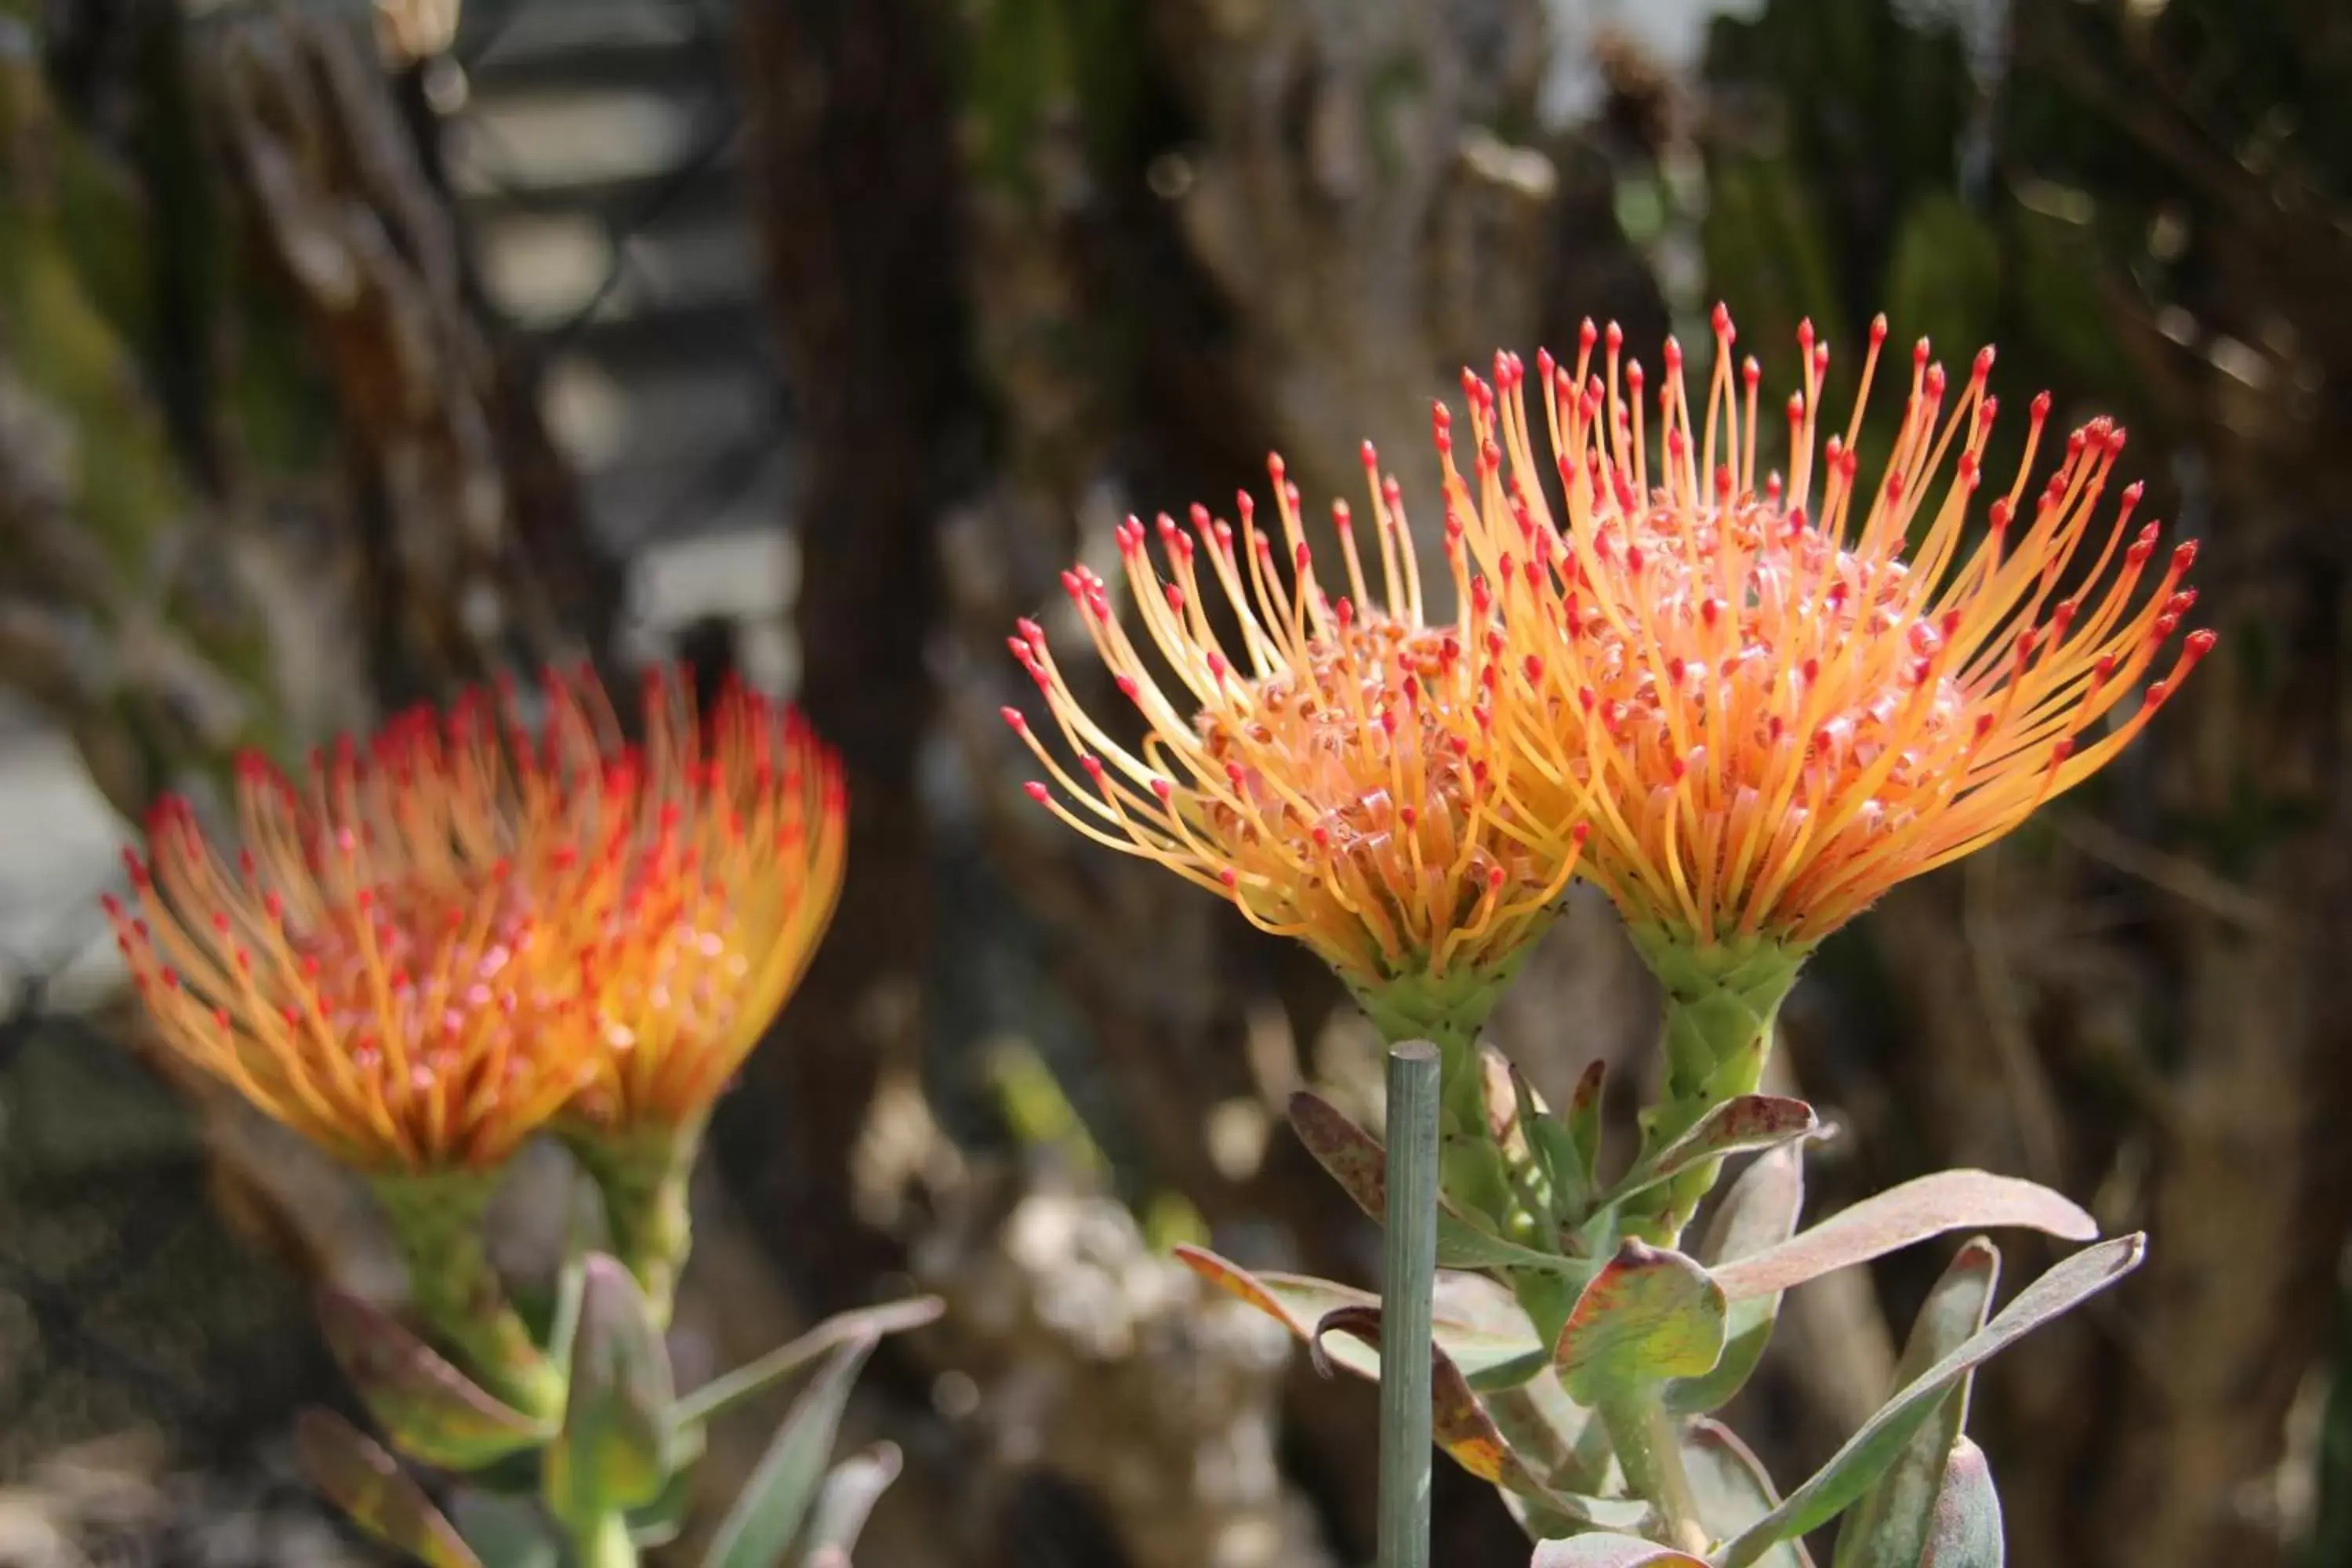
[
  {"xmin": 1719, "ymin": 1236, "xmax": 2144, "ymax": 1568},
  {"xmin": 546, "ymin": 1254, "xmax": 677, "ymax": 1529},
  {"xmin": 1307, "ymin": 1304, "xmax": 1641, "ymax": 1529},
  {"xmin": 1566, "ymin": 1060, "xmax": 1606, "ymax": 1189},
  {"xmin": 1685, "ymin": 1419, "xmax": 1813, "ymax": 1568},
  {"xmin": 1711, "ymin": 1171, "xmax": 2096, "ymax": 1301},
  {"xmin": 1607, "ymin": 1096, "xmax": 1819, "ymax": 1207},
  {"xmin": 296, "ymin": 1410, "xmax": 482, "ymax": 1568},
  {"xmin": 1669, "ymin": 1144, "xmax": 1807, "ymax": 1415},
  {"xmin": 1174, "ymin": 1245, "xmax": 1547, "ymax": 1386},
  {"xmin": 1529, "ymin": 1535, "xmax": 1707, "ymax": 1567},
  {"xmin": 1553, "ymin": 1242, "xmax": 1728, "ymax": 1405},
  {"xmin": 1833, "ymin": 1240, "xmax": 2002, "ymax": 1568},
  {"xmin": 315, "ymin": 1288, "xmax": 550, "ymax": 1471},
  {"xmin": 1919, "ymin": 1440, "xmax": 2005, "ymax": 1566},
  {"xmin": 1284, "ymin": 1091, "xmax": 1582, "ymax": 1273}
]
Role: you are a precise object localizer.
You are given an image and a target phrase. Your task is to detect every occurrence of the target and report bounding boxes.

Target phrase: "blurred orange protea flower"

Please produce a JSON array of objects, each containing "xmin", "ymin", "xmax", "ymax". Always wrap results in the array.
[
  {"xmin": 1005, "ymin": 449, "xmax": 1586, "ymax": 1036},
  {"xmin": 555, "ymin": 666, "xmax": 847, "ymax": 1134},
  {"xmin": 103, "ymin": 667, "xmax": 848, "ymax": 1171},
  {"xmin": 1449, "ymin": 307, "xmax": 2213, "ymax": 950},
  {"xmin": 104, "ymin": 692, "xmax": 612, "ymax": 1175}
]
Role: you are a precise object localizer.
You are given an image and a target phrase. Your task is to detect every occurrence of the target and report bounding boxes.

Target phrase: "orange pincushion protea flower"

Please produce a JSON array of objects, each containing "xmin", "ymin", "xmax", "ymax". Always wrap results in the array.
[
  {"xmin": 1005, "ymin": 449, "xmax": 1585, "ymax": 1023},
  {"xmin": 557, "ymin": 666, "xmax": 847, "ymax": 1133},
  {"xmin": 103, "ymin": 667, "xmax": 847, "ymax": 1172},
  {"xmin": 1448, "ymin": 307, "xmax": 2213, "ymax": 947},
  {"xmin": 104, "ymin": 691, "xmax": 612, "ymax": 1174}
]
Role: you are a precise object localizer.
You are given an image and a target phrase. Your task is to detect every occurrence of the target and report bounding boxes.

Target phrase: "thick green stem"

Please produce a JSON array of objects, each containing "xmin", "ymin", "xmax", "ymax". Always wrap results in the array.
[
  {"xmin": 564, "ymin": 1117, "xmax": 702, "ymax": 1330},
  {"xmin": 1621, "ymin": 927, "xmax": 1811, "ymax": 1243},
  {"xmin": 1599, "ymin": 1390, "xmax": 1711, "ymax": 1555},
  {"xmin": 1377, "ymin": 1041, "xmax": 1441, "ymax": 1568},
  {"xmin": 369, "ymin": 1170, "xmax": 563, "ymax": 1421},
  {"xmin": 573, "ymin": 1510, "xmax": 637, "ymax": 1568}
]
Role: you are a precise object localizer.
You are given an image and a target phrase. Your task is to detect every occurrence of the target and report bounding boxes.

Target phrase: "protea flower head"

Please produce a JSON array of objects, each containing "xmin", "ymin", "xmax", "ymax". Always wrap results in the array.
[
  {"xmin": 1005, "ymin": 448, "xmax": 1587, "ymax": 1037},
  {"xmin": 102, "ymin": 666, "xmax": 848, "ymax": 1171},
  {"xmin": 104, "ymin": 686, "xmax": 615, "ymax": 1175},
  {"xmin": 555, "ymin": 665, "xmax": 848, "ymax": 1135},
  {"xmin": 1448, "ymin": 307, "xmax": 2213, "ymax": 954}
]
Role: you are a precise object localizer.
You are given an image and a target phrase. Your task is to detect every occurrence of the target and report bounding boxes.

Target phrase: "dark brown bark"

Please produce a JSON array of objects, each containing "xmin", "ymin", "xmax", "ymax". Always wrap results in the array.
[{"xmin": 729, "ymin": 0, "xmax": 975, "ymax": 1310}]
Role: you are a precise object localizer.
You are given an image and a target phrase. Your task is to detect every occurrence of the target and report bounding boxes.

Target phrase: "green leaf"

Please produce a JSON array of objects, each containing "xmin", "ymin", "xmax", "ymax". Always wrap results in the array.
[
  {"xmin": 1174, "ymin": 1244, "xmax": 1550, "ymax": 1386},
  {"xmin": 1284, "ymin": 1091, "xmax": 1585, "ymax": 1272},
  {"xmin": 1834, "ymin": 1240, "xmax": 2001, "ymax": 1568},
  {"xmin": 1511, "ymin": 1062, "xmax": 1588, "ymax": 1221},
  {"xmin": 296, "ymin": 1410, "xmax": 483, "ymax": 1568},
  {"xmin": 1711, "ymin": 1171, "xmax": 2096, "ymax": 1301},
  {"xmin": 448, "ymin": 1492, "xmax": 559, "ymax": 1568},
  {"xmin": 1553, "ymin": 1241, "xmax": 1728, "ymax": 1406},
  {"xmin": 546, "ymin": 1254, "xmax": 678, "ymax": 1529},
  {"xmin": 1685, "ymin": 1418, "xmax": 1813, "ymax": 1568},
  {"xmin": 1529, "ymin": 1535, "xmax": 1708, "ymax": 1566},
  {"xmin": 1920, "ymin": 1439, "xmax": 2004, "ymax": 1567},
  {"xmin": 1605, "ymin": 1096, "xmax": 1818, "ymax": 1208},
  {"xmin": 702, "ymin": 1334, "xmax": 879, "ymax": 1568},
  {"xmin": 314, "ymin": 1289, "xmax": 550, "ymax": 1471},
  {"xmin": 799, "ymin": 1442, "xmax": 904, "ymax": 1566},
  {"xmin": 674, "ymin": 1297, "xmax": 945, "ymax": 1432},
  {"xmin": 1566, "ymin": 1059, "xmax": 1606, "ymax": 1192},
  {"xmin": 1718, "ymin": 1234, "xmax": 2145, "ymax": 1568},
  {"xmin": 1668, "ymin": 1145, "xmax": 1806, "ymax": 1415}
]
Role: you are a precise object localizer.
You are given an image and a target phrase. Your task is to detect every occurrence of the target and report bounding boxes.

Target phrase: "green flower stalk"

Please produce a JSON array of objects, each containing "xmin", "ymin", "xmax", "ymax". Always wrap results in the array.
[
  {"xmin": 372, "ymin": 1169, "xmax": 565, "ymax": 1420},
  {"xmin": 1442, "ymin": 307, "xmax": 2216, "ymax": 1237},
  {"xmin": 552, "ymin": 666, "xmax": 848, "ymax": 1328},
  {"xmin": 1009, "ymin": 449, "xmax": 1595, "ymax": 1568}
]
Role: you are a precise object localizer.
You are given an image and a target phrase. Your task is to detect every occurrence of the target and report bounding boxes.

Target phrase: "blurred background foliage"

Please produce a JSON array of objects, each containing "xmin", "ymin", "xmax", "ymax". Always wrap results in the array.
[{"xmin": 2, "ymin": 2, "xmax": 2348, "ymax": 1566}]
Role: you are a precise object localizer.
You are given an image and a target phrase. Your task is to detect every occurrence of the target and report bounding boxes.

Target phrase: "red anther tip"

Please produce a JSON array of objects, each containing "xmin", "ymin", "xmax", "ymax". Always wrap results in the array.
[
  {"xmin": 1266, "ymin": 452, "xmax": 1287, "ymax": 481},
  {"xmin": 1870, "ymin": 314, "xmax": 1889, "ymax": 341},
  {"xmin": 1152, "ymin": 779, "xmax": 1174, "ymax": 801},
  {"xmin": 2172, "ymin": 539, "xmax": 2200, "ymax": 570},
  {"xmin": 1295, "ymin": 542, "xmax": 1312, "ymax": 572},
  {"xmin": 2030, "ymin": 390, "xmax": 2053, "ymax": 419},
  {"xmin": 2187, "ymin": 629, "xmax": 2218, "ymax": 656},
  {"xmin": 1000, "ymin": 706, "xmax": 1026, "ymax": 731},
  {"xmin": 1973, "ymin": 345, "xmax": 1996, "ymax": 377},
  {"xmin": 1711, "ymin": 300, "xmax": 1732, "ymax": 335},
  {"xmin": 1604, "ymin": 321, "xmax": 1623, "ymax": 351},
  {"xmin": 1080, "ymin": 754, "xmax": 1105, "ymax": 781},
  {"xmin": 1023, "ymin": 782, "xmax": 1050, "ymax": 804},
  {"xmin": 1571, "ymin": 822, "xmax": 1592, "ymax": 845}
]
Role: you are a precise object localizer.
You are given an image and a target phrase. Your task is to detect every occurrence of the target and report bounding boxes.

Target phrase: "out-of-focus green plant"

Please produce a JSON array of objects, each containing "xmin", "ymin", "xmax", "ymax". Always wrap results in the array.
[
  {"xmin": 104, "ymin": 666, "xmax": 938, "ymax": 1566},
  {"xmin": 1011, "ymin": 305, "xmax": 2209, "ymax": 1564}
]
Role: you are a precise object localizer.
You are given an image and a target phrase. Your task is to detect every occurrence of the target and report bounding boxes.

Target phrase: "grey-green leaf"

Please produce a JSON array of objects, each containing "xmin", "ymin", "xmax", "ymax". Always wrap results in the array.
[
  {"xmin": 674, "ymin": 1297, "xmax": 943, "ymax": 1432},
  {"xmin": 1711, "ymin": 1172, "xmax": 2093, "ymax": 1301},
  {"xmin": 1668, "ymin": 1145, "xmax": 1806, "ymax": 1416},
  {"xmin": 1833, "ymin": 1240, "xmax": 2001, "ymax": 1568},
  {"xmin": 702, "ymin": 1334, "xmax": 879, "ymax": 1568},
  {"xmin": 1529, "ymin": 1534, "xmax": 1708, "ymax": 1566},
  {"xmin": 546, "ymin": 1254, "xmax": 678, "ymax": 1528},
  {"xmin": 799, "ymin": 1441, "xmax": 904, "ymax": 1566},
  {"xmin": 448, "ymin": 1491, "xmax": 559, "ymax": 1568},
  {"xmin": 1920, "ymin": 1439, "xmax": 2005, "ymax": 1566},
  {"xmin": 1605, "ymin": 1096, "xmax": 1818, "ymax": 1207},
  {"xmin": 1685, "ymin": 1418, "xmax": 1813, "ymax": 1568},
  {"xmin": 1286, "ymin": 1090, "xmax": 1582, "ymax": 1272},
  {"xmin": 1718, "ymin": 1234, "xmax": 2144, "ymax": 1568}
]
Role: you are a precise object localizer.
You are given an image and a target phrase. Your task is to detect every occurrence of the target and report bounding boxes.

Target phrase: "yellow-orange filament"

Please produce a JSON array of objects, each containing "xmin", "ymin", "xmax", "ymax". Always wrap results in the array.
[
  {"xmin": 1444, "ymin": 307, "xmax": 2213, "ymax": 945},
  {"xmin": 1008, "ymin": 448, "xmax": 1587, "ymax": 989}
]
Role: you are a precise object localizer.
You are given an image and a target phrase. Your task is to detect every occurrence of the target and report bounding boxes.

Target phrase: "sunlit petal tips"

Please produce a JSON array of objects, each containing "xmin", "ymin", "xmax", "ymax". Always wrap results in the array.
[
  {"xmin": 1446, "ymin": 310, "xmax": 2212, "ymax": 946},
  {"xmin": 1007, "ymin": 451, "xmax": 1588, "ymax": 1014}
]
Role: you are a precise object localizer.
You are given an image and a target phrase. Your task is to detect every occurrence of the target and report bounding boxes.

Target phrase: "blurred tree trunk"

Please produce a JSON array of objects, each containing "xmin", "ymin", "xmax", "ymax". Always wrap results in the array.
[{"xmin": 1, "ymin": 0, "xmax": 617, "ymax": 1312}]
